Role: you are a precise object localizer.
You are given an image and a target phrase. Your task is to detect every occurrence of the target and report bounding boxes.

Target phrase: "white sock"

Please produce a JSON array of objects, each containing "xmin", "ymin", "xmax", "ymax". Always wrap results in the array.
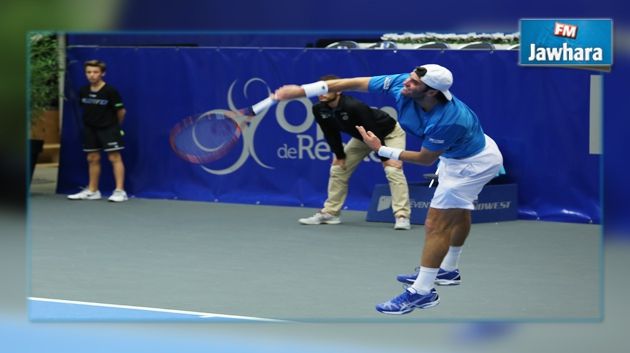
[
  {"xmin": 410, "ymin": 267, "xmax": 439, "ymax": 295},
  {"xmin": 440, "ymin": 246, "xmax": 463, "ymax": 271}
]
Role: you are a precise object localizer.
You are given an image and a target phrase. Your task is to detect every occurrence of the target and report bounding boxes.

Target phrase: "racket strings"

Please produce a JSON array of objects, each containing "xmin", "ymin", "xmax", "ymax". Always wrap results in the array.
[{"xmin": 170, "ymin": 111, "xmax": 242, "ymax": 164}]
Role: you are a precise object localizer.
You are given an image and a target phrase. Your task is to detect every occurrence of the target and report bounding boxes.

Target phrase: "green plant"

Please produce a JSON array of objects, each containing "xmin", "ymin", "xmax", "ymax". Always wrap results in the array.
[
  {"xmin": 28, "ymin": 32, "xmax": 62, "ymax": 127},
  {"xmin": 382, "ymin": 32, "xmax": 520, "ymax": 45}
]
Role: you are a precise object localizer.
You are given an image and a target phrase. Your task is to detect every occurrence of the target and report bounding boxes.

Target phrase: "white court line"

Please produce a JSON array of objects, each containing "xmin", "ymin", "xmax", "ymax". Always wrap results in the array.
[{"xmin": 29, "ymin": 297, "xmax": 287, "ymax": 322}]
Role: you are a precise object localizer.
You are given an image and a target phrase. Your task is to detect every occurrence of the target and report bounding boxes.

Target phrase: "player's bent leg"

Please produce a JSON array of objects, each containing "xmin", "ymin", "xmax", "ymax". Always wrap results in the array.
[
  {"xmin": 433, "ymin": 211, "xmax": 470, "ymax": 284},
  {"xmin": 421, "ymin": 207, "xmax": 462, "ymax": 268},
  {"xmin": 378, "ymin": 207, "xmax": 460, "ymax": 314},
  {"xmin": 448, "ymin": 211, "xmax": 471, "ymax": 247},
  {"xmin": 400, "ymin": 208, "xmax": 464, "ymax": 296},
  {"xmin": 414, "ymin": 208, "xmax": 467, "ymax": 285}
]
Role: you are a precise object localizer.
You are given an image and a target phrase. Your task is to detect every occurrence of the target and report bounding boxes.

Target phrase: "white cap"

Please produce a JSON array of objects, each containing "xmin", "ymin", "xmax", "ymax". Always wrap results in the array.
[{"xmin": 418, "ymin": 64, "xmax": 453, "ymax": 101}]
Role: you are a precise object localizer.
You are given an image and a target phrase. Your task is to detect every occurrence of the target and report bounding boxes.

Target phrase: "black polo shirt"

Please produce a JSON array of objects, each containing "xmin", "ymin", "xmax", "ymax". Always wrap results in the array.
[
  {"xmin": 312, "ymin": 94, "xmax": 397, "ymax": 160},
  {"xmin": 79, "ymin": 84, "xmax": 124, "ymax": 128}
]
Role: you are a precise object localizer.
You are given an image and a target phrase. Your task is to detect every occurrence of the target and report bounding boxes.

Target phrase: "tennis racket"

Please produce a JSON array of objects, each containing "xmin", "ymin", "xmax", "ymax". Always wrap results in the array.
[{"xmin": 169, "ymin": 96, "xmax": 276, "ymax": 164}]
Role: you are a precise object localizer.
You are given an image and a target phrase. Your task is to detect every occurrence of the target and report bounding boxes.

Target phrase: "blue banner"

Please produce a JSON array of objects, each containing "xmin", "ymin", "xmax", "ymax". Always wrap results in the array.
[
  {"xmin": 59, "ymin": 47, "xmax": 600, "ymax": 223},
  {"xmin": 367, "ymin": 183, "xmax": 519, "ymax": 224}
]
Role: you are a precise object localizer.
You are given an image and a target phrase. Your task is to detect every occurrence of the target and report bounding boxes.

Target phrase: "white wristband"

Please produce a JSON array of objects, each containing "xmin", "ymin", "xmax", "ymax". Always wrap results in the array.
[
  {"xmin": 378, "ymin": 146, "xmax": 403, "ymax": 160},
  {"xmin": 301, "ymin": 81, "xmax": 329, "ymax": 97}
]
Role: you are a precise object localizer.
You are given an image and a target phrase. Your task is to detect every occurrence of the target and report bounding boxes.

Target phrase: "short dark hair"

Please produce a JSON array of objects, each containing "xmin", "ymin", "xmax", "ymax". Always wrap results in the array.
[
  {"xmin": 434, "ymin": 91, "xmax": 448, "ymax": 104},
  {"xmin": 320, "ymin": 74, "xmax": 339, "ymax": 81},
  {"xmin": 414, "ymin": 66, "xmax": 427, "ymax": 78},
  {"xmin": 84, "ymin": 59, "xmax": 106, "ymax": 72}
]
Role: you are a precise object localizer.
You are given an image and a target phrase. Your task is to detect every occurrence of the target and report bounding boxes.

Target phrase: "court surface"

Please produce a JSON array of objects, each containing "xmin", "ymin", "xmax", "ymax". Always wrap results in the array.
[{"xmin": 29, "ymin": 166, "xmax": 601, "ymax": 322}]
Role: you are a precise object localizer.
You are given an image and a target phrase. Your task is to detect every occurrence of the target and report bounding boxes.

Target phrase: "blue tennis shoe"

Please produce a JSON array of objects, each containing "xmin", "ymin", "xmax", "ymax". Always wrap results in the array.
[{"xmin": 375, "ymin": 287, "xmax": 440, "ymax": 314}]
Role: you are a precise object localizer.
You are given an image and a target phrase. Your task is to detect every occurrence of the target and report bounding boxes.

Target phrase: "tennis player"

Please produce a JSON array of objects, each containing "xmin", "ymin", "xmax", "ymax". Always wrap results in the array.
[
  {"xmin": 274, "ymin": 64, "xmax": 503, "ymax": 314},
  {"xmin": 298, "ymin": 75, "xmax": 411, "ymax": 230},
  {"xmin": 67, "ymin": 60, "xmax": 128, "ymax": 202}
]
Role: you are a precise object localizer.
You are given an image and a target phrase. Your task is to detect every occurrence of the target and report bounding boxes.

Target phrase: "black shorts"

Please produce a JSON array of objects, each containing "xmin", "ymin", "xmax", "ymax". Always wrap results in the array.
[{"xmin": 83, "ymin": 124, "xmax": 125, "ymax": 152}]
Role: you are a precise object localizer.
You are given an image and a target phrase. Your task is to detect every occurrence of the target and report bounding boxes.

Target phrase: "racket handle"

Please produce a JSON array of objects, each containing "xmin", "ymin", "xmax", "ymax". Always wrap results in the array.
[
  {"xmin": 251, "ymin": 96, "xmax": 277, "ymax": 115},
  {"xmin": 428, "ymin": 162, "xmax": 441, "ymax": 188}
]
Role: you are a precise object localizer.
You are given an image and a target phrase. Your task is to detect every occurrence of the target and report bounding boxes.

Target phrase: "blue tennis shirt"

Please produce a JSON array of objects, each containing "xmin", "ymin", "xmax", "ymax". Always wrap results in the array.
[{"xmin": 369, "ymin": 73, "xmax": 486, "ymax": 159}]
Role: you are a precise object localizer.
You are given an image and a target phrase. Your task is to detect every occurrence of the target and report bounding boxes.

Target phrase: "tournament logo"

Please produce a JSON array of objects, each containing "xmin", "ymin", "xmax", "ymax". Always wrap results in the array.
[
  {"xmin": 198, "ymin": 78, "xmax": 398, "ymax": 175},
  {"xmin": 200, "ymin": 78, "xmax": 275, "ymax": 175},
  {"xmin": 377, "ymin": 195, "xmax": 392, "ymax": 212},
  {"xmin": 519, "ymin": 19, "xmax": 613, "ymax": 68}
]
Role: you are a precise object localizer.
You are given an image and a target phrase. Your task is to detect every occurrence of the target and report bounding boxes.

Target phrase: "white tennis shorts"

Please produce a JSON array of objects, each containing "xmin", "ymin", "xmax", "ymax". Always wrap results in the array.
[{"xmin": 431, "ymin": 135, "xmax": 503, "ymax": 210}]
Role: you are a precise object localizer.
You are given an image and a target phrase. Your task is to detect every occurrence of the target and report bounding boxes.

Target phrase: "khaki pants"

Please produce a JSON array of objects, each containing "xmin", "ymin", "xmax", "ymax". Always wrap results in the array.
[{"xmin": 322, "ymin": 123, "xmax": 411, "ymax": 218}]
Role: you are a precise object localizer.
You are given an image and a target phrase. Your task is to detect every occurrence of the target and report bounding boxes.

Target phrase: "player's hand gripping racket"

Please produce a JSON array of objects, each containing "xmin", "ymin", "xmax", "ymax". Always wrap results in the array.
[{"xmin": 169, "ymin": 96, "xmax": 276, "ymax": 164}]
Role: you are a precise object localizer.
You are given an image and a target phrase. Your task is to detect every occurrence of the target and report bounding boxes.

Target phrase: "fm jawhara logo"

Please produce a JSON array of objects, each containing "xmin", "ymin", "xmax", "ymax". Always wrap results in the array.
[{"xmin": 519, "ymin": 19, "xmax": 613, "ymax": 68}]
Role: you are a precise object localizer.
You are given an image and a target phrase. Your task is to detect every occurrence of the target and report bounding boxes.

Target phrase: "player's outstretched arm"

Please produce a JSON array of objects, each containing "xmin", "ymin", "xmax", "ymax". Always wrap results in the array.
[
  {"xmin": 274, "ymin": 77, "xmax": 371, "ymax": 100},
  {"xmin": 326, "ymin": 77, "xmax": 371, "ymax": 93}
]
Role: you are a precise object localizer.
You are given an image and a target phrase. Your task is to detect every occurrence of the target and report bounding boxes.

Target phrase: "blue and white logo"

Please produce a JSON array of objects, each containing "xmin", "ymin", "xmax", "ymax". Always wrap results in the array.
[
  {"xmin": 519, "ymin": 19, "xmax": 613, "ymax": 67},
  {"xmin": 377, "ymin": 195, "xmax": 392, "ymax": 212}
]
